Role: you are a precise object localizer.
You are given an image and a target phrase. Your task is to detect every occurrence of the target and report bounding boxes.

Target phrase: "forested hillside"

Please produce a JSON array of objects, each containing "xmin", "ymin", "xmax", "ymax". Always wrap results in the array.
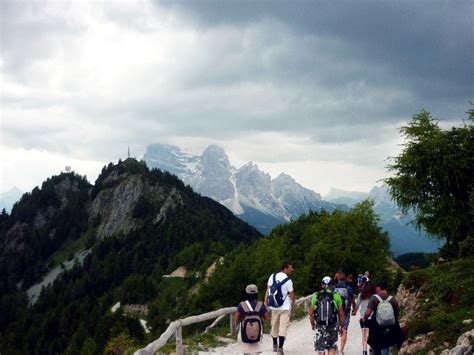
[
  {"xmin": 0, "ymin": 159, "xmax": 261, "ymax": 354},
  {"xmin": 192, "ymin": 201, "xmax": 393, "ymax": 312}
]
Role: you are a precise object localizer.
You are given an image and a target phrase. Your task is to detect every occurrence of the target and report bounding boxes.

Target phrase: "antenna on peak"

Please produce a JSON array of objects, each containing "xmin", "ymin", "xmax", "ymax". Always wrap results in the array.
[{"xmin": 128, "ymin": 146, "xmax": 130, "ymax": 158}]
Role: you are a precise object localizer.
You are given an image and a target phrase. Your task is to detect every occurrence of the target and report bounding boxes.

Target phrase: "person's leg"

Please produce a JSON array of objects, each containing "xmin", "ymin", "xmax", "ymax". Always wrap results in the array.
[
  {"xmin": 328, "ymin": 348, "xmax": 337, "ymax": 355},
  {"xmin": 339, "ymin": 312, "xmax": 350, "ymax": 352},
  {"xmin": 362, "ymin": 327, "xmax": 369, "ymax": 351},
  {"xmin": 270, "ymin": 310, "xmax": 281, "ymax": 351},
  {"xmin": 339, "ymin": 327, "xmax": 347, "ymax": 352},
  {"xmin": 278, "ymin": 310, "xmax": 290, "ymax": 350}
]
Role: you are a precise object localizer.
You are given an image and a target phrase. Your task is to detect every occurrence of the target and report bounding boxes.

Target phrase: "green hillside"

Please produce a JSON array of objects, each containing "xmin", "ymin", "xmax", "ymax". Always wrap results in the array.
[
  {"xmin": 400, "ymin": 256, "xmax": 474, "ymax": 353},
  {"xmin": 192, "ymin": 200, "xmax": 393, "ymax": 313},
  {"xmin": 0, "ymin": 159, "xmax": 261, "ymax": 354}
]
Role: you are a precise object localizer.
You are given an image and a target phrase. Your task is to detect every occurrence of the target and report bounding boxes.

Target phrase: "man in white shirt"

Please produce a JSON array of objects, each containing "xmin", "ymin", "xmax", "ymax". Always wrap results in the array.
[{"xmin": 265, "ymin": 261, "xmax": 295, "ymax": 355}]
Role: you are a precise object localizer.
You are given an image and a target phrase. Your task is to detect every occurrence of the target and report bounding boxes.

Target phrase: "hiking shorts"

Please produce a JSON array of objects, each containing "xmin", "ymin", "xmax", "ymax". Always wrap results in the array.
[
  {"xmin": 270, "ymin": 309, "xmax": 290, "ymax": 338},
  {"xmin": 314, "ymin": 323, "xmax": 338, "ymax": 352}
]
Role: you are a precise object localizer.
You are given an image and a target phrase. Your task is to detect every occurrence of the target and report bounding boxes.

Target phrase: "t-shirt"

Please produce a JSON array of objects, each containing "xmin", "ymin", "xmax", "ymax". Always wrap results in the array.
[
  {"xmin": 310, "ymin": 289, "xmax": 343, "ymax": 309},
  {"xmin": 237, "ymin": 300, "xmax": 268, "ymax": 318},
  {"xmin": 367, "ymin": 293, "xmax": 400, "ymax": 319},
  {"xmin": 267, "ymin": 272, "xmax": 294, "ymax": 310}
]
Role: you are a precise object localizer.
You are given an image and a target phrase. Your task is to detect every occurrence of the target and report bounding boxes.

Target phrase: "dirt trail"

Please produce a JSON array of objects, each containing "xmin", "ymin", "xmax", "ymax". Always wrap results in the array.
[{"xmin": 203, "ymin": 313, "xmax": 364, "ymax": 354}]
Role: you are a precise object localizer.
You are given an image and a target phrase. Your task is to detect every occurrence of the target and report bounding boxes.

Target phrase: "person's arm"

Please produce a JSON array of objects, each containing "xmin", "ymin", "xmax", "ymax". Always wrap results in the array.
[
  {"xmin": 352, "ymin": 294, "xmax": 360, "ymax": 315},
  {"xmin": 264, "ymin": 286, "xmax": 270, "ymax": 306},
  {"xmin": 263, "ymin": 311, "xmax": 270, "ymax": 321},
  {"xmin": 234, "ymin": 311, "xmax": 241, "ymax": 322},
  {"xmin": 363, "ymin": 296, "xmax": 376, "ymax": 322},
  {"xmin": 289, "ymin": 291, "xmax": 296, "ymax": 305},
  {"xmin": 391, "ymin": 297, "xmax": 400, "ymax": 319},
  {"xmin": 363, "ymin": 307, "xmax": 372, "ymax": 322},
  {"xmin": 338, "ymin": 305, "xmax": 345, "ymax": 336},
  {"xmin": 309, "ymin": 305, "xmax": 315, "ymax": 330}
]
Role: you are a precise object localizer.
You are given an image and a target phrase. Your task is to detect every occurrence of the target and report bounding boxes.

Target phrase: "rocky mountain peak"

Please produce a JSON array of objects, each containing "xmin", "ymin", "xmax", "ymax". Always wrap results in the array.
[
  {"xmin": 143, "ymin": 144, "xmax": 191, "ymax": 176},
  {"xmin": 199, "ymin": 145, "xmax": 231, "ymax": 173},
  {"xmin": 273, "ymin": 173, "xmax": 295, "ymax": 184}
]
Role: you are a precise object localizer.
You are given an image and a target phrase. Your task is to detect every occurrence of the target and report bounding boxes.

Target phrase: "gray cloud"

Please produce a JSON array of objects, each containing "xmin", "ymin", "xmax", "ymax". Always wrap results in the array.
[{"xmin": 1, "ymin": 0, "xmax": 472, "ymax": 191}]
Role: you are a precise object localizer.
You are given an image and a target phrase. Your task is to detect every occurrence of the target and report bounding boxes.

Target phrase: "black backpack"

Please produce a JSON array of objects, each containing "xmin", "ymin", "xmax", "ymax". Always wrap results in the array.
[
  {"xmin": 239, "ymin": 301, "xmax": 263, "ymax": 343},
  {"xmin": 267, "ymin": 273, "xmax": 290, "ymax": 308},
  {"xmin": 314, "ymin": 291, "xmax": 338, "ymax": 326}
]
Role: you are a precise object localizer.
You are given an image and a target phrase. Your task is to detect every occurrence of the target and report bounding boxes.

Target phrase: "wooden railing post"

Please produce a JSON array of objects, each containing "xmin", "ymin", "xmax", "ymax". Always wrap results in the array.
[
  {"xmin": 175, "ymin": 323, "xmax": 183, "ymax": 355},
  {"xmin": 229, "ymin": 313, "xmax": 237, "ymax": 336}
]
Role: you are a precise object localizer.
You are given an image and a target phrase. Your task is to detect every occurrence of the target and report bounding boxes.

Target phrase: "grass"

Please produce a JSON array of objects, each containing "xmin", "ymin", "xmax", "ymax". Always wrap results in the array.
[{"xmin": 402, "ymin": 256, "xmax": 474, "ymax": 352}]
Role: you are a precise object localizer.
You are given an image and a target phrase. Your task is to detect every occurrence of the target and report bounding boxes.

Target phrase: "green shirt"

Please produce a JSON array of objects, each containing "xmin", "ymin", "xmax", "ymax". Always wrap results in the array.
[{"xmin": 310, "ymin": 290, "xmax": 343, "ymax": 308}]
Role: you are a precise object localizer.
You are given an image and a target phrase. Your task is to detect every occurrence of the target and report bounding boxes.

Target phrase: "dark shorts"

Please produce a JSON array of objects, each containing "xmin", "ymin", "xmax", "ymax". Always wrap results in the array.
[
  {"xmin": 314, "ymin": 322, "xmax": 338, "ymax": 351},
  {"xmin": 359, "ymin": 318, "xmax": 369, "ymax": 329}
]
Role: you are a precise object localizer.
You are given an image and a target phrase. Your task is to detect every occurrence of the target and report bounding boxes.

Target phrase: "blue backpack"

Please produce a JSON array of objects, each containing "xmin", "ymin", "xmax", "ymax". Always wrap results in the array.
[{"xmin": 268, "ymin": 273, "xmax": 290, "ymax": 308}]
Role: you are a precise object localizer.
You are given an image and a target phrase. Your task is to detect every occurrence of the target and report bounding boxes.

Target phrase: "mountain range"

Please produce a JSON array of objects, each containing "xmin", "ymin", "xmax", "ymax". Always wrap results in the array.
[
  {"xmin": 143, "ymin": 144, "xmax": 345, "ymax": 234},
  {"xmin": 143, "ymin": 144, "xmax": 440, "ymax": 255}
]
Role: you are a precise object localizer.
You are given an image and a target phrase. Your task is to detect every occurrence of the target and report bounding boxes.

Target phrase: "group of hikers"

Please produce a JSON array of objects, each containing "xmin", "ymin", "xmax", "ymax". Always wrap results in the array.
[{"xmin": 233, "ymin": 261, "xmax": 405, "ymax": 354}]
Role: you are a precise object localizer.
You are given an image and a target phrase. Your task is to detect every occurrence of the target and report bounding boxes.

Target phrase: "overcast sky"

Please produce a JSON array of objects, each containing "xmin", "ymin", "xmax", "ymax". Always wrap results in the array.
[{"xmin": 1, "ymin": 0, "xmax": 472, "ymax": 196}]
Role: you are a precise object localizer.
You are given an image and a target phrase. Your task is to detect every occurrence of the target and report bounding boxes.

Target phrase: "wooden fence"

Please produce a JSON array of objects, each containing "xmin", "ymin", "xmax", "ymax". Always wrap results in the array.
[{"xmin": 134, "ymin": 294, "xmax": 313, "ymax": 355}]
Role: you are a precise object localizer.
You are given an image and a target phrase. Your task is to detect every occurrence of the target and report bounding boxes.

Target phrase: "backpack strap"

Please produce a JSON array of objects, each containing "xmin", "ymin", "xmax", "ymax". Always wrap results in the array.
[
  {"xmin": 244, "ymin": 301, "xmax": 254, "ymax": 312},
  {"xmin": 240, "ymin": 301, "xmax": 251, "ymax": 313},
  {"xmin": 279, "ymin": 277, "xmax": 290, "ymax": 288},
  {"xmin": 386, "ymin": 295, "xmax": 392, "ymax": 302},
  {"xmin": 253, "ymin": 301, "xmax": 263, "ymax": 313},
  {"xmin": 272, "ymin": 273, "xmax": 277, "ymax": 286},
  {"xmin": 374, "ymin": 294, "xmax": 383, "ymax": 303}
]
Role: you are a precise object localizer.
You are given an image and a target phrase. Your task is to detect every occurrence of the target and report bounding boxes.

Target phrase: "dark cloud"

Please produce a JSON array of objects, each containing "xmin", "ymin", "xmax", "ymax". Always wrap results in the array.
[
  {"xmin": 1, "ymin": 0, "xmax": 471, "ymax": 163},
  {"xmin": 162, "ymin": 1, "xmax": 473, "ymax": 115}
]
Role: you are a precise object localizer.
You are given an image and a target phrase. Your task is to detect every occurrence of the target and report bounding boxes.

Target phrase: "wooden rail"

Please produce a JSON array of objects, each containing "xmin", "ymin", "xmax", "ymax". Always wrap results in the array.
[{"xmin": 134, "ymin": 294, "xmax": 313, "ymax": 355}]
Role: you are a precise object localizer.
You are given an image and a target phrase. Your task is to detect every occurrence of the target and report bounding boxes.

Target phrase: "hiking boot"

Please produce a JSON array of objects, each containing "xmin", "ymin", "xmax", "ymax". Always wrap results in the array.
[{"xmin": 277, "ymin": 348, "xmax": 284, "ymax": 355}]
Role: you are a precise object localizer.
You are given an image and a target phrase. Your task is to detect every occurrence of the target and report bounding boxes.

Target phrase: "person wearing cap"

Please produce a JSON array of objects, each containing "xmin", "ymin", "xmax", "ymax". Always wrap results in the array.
[
  {"xmin": 235, "ymin": 284, "xmax": 270, "ymax": 354},
  {"xmin": 352, "ymin": 276, "xmax": 376, "ymax": 355},
  {"xmin": 309, "ymin": 276, "xmax": 345, "ymax": 355}
]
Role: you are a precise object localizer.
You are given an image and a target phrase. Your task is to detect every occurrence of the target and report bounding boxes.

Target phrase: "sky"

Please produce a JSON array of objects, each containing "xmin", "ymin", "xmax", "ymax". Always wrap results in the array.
[{"xmin": 1, "ymin": 0, "xmax": 472, "ymax": 196}]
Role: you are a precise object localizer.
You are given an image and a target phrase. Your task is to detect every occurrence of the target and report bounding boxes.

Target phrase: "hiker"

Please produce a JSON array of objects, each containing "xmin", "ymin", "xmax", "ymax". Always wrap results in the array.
[
  {"xmin": 234, "ymin": 284, "xmax": 270, "ymax": 355},
  {"xmin": 265, "ymin": 261, "xmax": 295, "ymax": 354},
  {"xmin": 333, "ymin": 272, "xmax": 356, "ymax": 355},
  {"xmin": 352, "ymin": 276, "xmax": 376, "ymax": 355},
  {"xmin": 309, "ymin": 276, "xmax": 345, "ymax": 355},
  {"xmin": 362, "ymin": 281, "xmax": 405, "ymax": 355}
]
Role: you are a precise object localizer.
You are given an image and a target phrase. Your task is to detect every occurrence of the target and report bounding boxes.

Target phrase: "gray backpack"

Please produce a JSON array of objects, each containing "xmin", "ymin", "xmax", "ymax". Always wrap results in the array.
[
  {"xmin": 240, "ymin": 301, "xmax": 263, "ymax": 343},
  {"xmin": 374, "ymin": 294, "xmax": 396, "ymax": 326}
]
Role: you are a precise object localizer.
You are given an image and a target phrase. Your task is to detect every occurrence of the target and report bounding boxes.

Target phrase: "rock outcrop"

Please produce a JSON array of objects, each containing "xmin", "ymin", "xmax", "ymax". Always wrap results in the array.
[{"xmin": 90, "ymin": 174, "xmax": 183, "ymax": 239}]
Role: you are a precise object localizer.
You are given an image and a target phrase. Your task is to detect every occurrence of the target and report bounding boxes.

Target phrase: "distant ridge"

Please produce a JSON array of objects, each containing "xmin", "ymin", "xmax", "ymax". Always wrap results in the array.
[
  {"xmin": 144, "ymin": 144, "xmax": 441, "ymax": 255},
  {"xmin": 0, "ymin": 186, "xmax": 23, "ymax": 213},
  {"xmin": 143, "ymin": 144, "xmax": 345, "ymax": 234}
]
